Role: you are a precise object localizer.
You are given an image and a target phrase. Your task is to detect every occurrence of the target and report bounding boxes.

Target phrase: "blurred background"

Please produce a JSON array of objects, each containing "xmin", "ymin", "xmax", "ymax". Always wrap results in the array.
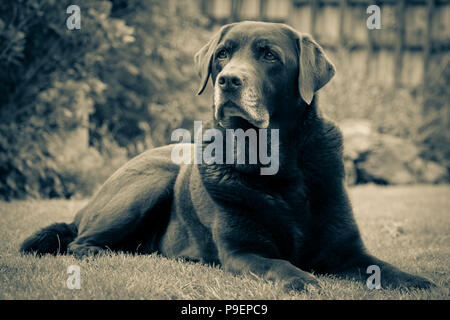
[{"xmin": 0, "ymin": 0, "xmax": 448, "ymax": 200}]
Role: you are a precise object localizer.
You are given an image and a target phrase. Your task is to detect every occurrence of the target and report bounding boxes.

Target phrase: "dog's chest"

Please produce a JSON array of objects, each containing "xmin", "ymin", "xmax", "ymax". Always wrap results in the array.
[
  {"xmin": 256, "ymin": 181, "xmax": 312, "ymax": 252},
  {"xmin": 208, "ymin": 171, "xmax": 312, "ymax": 255},
  {"xmin": 167, "ymin": 164, "xmax": 314, "ymax": 263}
]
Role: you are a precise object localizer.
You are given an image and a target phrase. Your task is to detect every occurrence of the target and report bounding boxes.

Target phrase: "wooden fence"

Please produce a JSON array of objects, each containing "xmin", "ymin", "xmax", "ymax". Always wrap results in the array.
[{"xmin": 197, "ymin": 0, "xmax": 450, "ymax": 87}]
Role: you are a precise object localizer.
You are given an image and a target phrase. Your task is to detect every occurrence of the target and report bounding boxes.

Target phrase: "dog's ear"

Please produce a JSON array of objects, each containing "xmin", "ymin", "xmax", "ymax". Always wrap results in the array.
[
  {"xmin": 297, "ymin": 33, "xmax": 335, "ymax": 104},
  {"xmin": 194, "ymin": 24, "xmax": 235, "ymax": 95}
]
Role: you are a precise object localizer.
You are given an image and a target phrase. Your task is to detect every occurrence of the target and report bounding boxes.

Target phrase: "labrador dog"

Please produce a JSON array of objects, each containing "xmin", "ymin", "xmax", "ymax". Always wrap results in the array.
[{"xmin": 21, "ymin": 21, "xmax": 434, "ymax": 291}]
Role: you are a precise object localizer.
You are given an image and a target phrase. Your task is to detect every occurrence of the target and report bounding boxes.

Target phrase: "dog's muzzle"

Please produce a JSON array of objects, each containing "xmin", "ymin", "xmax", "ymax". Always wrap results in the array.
[{"xmin": 214, "ymin": 72, "xmax": 269, "ymax": 129}]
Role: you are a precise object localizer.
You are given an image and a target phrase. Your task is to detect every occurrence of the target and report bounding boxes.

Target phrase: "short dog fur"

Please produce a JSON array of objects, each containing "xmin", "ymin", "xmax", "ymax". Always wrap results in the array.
[{"xmin": 21, "ymin": 21, "xmax": 434, "ymax": 291}]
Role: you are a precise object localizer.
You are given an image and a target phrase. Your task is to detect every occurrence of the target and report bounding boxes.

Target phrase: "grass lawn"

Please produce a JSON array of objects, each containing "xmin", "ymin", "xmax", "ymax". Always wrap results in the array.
[{"xmin": 1, "ymin": 184, "xmax": 449, "ymax": 300}]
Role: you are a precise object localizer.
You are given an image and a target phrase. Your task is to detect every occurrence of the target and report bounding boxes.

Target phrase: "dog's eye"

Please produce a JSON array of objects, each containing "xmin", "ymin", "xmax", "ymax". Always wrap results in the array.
[
  {"xmin": 217, "ymin": 49, "xmax": 228, "ymax": 60},
  {"xmin": 263, "ymin": 50, "xmax": 277, "ymax": 61}
]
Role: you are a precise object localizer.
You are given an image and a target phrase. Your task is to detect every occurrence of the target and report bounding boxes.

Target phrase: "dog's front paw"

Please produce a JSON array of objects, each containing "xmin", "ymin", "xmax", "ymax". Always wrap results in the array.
[
  {"xmin": 68, "ymin": 243, "xmax": 104, "ymax": 258},
  {"xmin": 382, "ymin": 270, "xmax": 436, "ymax": 290},
  {"xmin": 283, "ymin": 274, "xmax": 320, "ymax": 292}
]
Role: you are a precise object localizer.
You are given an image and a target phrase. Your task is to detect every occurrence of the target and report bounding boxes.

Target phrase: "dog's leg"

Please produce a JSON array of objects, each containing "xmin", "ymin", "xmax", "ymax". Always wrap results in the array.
[
  {"xmin": 220, "ymin": 252, "xmax": 320, "ymax": 292},
  {"xmin": 67, "ymin": 147, "xmax": 179, "ymax": 257},
  {"xmin": 330, "ymin": 252, "xmax": 436, "ymax": 290},
  {"xmin": 67, "ymin": 175, "xmax": 174, "ymax": 257},
  {"xmin": 314, "ymin": 197, "xmax": 435, "ymax": 289},
  {"xmin": 309, "ymin": 178, "xmax": 436, "ymax": 290},
  {"xmin": 210, "ymin": 216, "xmax": 319, "ymax": 291},
  {"xmin": 67, "ymin": 244, "xmax": 104, "ymax": 258}
]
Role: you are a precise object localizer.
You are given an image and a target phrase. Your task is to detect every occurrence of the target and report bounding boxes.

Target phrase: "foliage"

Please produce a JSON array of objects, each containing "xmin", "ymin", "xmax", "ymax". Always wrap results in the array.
[
  {"xmin": 320, "ymin": 50, "xmax": 423, "ymax": 139},
  {"xmin": 419, "ymin": 58, "xmax": 450, "ymax": 170},
  {"xmin": 0, "ymin": 0, "xmax": 211, "ymax": 199},
  {"xmin": 320, "ymin": 50, "xmax": 449, "ymax": 178},
  {"xmin": 94, "ymin": 0, "xmax": 212, "ymax": 152}
]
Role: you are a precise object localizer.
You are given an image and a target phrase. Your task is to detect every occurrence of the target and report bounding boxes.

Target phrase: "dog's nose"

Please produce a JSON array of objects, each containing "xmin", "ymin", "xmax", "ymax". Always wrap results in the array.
[{"xmin": 218, "ymin": 74, "xmax": 242, "ymax": 91}]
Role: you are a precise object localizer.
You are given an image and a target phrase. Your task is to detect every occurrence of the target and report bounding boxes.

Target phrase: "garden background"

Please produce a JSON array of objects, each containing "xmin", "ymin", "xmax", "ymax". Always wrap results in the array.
[
  {"xmin": 0, "ymin": 0, "xmax": 448, "ymax": 199},
  {"xmin": 1, "ymin": 0, "xmax": 449, "ymax": 300}
]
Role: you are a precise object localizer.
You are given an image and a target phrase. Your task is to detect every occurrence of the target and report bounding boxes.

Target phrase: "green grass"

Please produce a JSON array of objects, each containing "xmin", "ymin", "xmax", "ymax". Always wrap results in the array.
[{"xmin": 1, "ymin": 185, "xmax": 449, "ymax": 300}]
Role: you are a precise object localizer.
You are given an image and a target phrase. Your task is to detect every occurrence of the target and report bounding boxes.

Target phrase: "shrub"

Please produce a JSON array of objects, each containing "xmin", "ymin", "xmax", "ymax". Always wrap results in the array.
[
  {"xmin": 0, "ymin": 0, "xmax": 211, "ymax": 199},
  {"xmin": 320, "ymin": 50, "xmax": 449, "ymax": 179},
  {"xmin": 419, "ymin": 57, "xmax": 450, "ymax": 171}
]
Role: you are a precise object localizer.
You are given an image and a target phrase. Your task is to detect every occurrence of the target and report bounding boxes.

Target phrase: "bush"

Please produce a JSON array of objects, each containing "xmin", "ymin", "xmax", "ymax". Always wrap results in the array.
[
  {"xmin": 320, "ymin": 50, "xmax": 424, "ymax": 140},
  {"xmin": 320, "ymin": 50, "xmax": 449, "ymax": 179},
  {"xmin": 0, "ymin": 0, "xmax": 212, "ymax": 199},
  {"xmin": 419, "ymin": 58, "xmax": 450, "ymax": 171},
  {"xmin": 91, "ymin": 0, "xmax": 212, "ymax": 152}
]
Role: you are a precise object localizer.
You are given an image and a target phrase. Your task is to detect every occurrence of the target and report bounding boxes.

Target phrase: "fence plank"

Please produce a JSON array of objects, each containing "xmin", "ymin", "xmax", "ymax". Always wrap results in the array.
[
  {"xmin": 310, "ymin": 0, "xmax": 319, "ymax": 36},
  {"xmin": 394, "ymin": 0, "xmax": 406, "ymax": 86},
  {"xmin": 289, "ymin": 2, "xmax": 312, "ymax": 33},
  {"xmin": 260, "ymin": 0, "xmax": 268, "ymax": 18},
  {"xmin": 339, "ymin": 0, "xmax": 348, "ymax": 46},
  {"xmin": 423, "ymin": 0, "xmax": 435, "ymax": 83},
  {"xmin": 366, "ymin": 1, "xmax": 376, "ymax": 77},
  {"xmin": 231, "ymin": 0, "xmax": 243, "ymax": 21}
]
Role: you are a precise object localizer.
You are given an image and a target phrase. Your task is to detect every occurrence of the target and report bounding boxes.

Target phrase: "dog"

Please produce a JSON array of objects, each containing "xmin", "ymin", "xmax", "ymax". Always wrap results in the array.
[{"xmin": 21, "ymin": 21, "xmax": 434, "ymax": 291}]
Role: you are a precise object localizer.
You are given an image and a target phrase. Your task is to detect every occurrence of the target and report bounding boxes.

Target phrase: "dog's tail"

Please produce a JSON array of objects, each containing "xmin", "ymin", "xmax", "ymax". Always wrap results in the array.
[{"xmin": 20, "ymin": 222, "xmax": 78, "ymax": 256}]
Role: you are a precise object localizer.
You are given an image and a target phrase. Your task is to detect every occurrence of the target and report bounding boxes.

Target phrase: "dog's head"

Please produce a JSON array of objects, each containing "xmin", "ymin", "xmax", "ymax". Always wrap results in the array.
[{"xmin": 195, "ymin": 21, "xmax": 335, "ymax": 129}]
